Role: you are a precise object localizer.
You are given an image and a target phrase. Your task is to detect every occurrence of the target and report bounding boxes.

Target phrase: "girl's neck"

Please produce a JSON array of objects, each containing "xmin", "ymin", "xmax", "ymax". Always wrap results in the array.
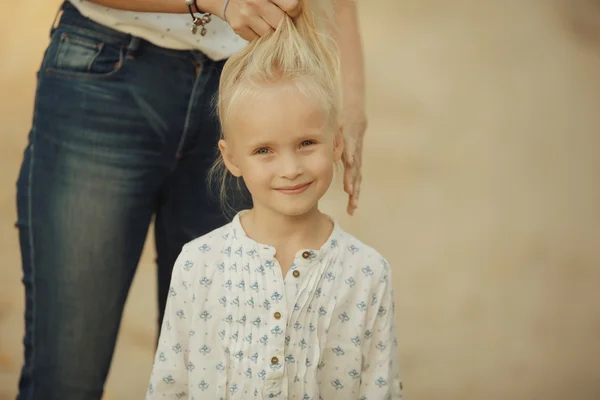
[{"xmin": 241, "ymin": 205, "xmax": 332, "ymax": 251}]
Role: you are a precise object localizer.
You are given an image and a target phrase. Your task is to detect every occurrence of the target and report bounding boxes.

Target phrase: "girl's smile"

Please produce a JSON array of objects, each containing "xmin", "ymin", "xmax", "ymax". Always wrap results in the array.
[{"xmin": 274, "ymin": 181, "xmax": 313, "ymax": 195}]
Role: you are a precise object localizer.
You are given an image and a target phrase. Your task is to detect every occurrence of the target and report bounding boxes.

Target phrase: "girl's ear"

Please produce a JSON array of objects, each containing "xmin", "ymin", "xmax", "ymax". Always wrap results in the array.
[
  {"xmin": 333, "ymin": 125, "xmax": 344, "ymax": 162},
  {"xmin": 219, "ymin": 139, "xmax": 242, "ymax": 177}
]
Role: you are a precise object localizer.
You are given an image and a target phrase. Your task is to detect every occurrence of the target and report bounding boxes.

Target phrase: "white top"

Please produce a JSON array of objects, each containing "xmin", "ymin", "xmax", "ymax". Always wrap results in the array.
[
  {"xmin": 69, "ymin": 0, "xmax": 248, "ymax": 61},
  {"xmin": 146, "ymin": 213, "xmax": 402, "ymax": 399}
]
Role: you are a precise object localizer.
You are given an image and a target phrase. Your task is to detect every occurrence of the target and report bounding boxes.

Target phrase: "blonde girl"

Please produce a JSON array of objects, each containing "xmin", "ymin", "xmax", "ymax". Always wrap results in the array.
[{"xmin": 146, "ymin": 1, "xmax": 401, "ymax": 398}]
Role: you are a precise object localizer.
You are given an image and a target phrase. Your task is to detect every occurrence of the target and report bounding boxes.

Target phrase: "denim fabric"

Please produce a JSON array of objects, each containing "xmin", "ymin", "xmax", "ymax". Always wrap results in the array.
[{"xmin": 15, "ymin": 2, "xmax": 250, "ymax": 399}]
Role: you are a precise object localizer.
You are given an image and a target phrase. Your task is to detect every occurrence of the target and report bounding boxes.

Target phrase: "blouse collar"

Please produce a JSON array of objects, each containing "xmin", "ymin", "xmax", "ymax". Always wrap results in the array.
[{"xmin": 231, "ymin": 211, "xmax": 343, "ymax": 263}]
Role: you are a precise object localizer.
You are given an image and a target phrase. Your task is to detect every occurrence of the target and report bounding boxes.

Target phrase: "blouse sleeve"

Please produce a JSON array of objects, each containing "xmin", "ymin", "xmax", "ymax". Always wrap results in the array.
[
  {"xmin": 359, "ymin": 258, "xmax": 403, "ymax": 399},
  {"xmin": 146, "ymin": 246, "xmax": 195, "ymax": 399}
]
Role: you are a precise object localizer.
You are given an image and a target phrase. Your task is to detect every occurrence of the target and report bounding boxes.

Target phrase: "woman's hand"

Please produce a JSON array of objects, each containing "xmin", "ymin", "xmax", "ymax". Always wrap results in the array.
[
  {"xmin": 222, "ymin": 0, "xmax": 302, "ymax": 40},
  {"xmin": 332, "ymin": 0, "xmax": 366, "ymax": 216},
  {"xmin": 342, "ymin": 107, "xmax": 367, "ymax": 216}
]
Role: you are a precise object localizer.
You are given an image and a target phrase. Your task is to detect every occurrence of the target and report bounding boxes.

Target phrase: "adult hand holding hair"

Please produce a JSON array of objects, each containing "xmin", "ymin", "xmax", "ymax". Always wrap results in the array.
[{"xmin": 223, "ymin": 0, "xmax": 303, "ymax": 40}]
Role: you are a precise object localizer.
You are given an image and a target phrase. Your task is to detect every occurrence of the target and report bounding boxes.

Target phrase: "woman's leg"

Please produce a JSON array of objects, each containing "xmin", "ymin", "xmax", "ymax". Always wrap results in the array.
[
  {"xmin": 154, "ymin": 57, "xmax": 252, "ymax": 328},
  {"xmin": 16, "ymin": 3, "xmax": 198, "ymax": 399}
]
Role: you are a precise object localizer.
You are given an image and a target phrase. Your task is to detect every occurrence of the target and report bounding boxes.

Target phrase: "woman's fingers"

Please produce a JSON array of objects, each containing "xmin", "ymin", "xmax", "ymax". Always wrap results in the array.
[
  {"xmin": 257, "ymin": 1, "xmax": 287, "ymax": 29},
  {"xmin": 236, "ymin": 26, "xmax": 259, "ymax": 41},
  {"xmin": 225, "ymin": 0, "xmax": 300, "ymax": 39},
  {"xmin": 251, "ymin": 15, "xmax": 276, "ymax": 36},
  {"xmin": 272, "ymin": 0, "xmax": 302, "ymax": 18}
]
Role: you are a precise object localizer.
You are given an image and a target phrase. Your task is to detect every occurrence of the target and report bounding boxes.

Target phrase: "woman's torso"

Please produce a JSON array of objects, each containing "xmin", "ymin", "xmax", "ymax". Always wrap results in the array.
[{"xmin": 68, "ymin": 0, "xmax": 247, "ymax": 60}]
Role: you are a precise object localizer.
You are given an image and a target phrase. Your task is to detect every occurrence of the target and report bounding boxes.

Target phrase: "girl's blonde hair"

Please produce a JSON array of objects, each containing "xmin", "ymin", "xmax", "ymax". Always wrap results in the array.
[{"xmin": 210, "ymin": 0, "xmax": 341, "ymax": 215}]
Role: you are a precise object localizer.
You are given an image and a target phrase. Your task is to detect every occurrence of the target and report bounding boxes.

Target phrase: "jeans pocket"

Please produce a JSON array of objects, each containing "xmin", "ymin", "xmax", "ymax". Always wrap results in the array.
[{"xmin": 44, "ymin": 28, "xmax": 126, "ymax": 79}]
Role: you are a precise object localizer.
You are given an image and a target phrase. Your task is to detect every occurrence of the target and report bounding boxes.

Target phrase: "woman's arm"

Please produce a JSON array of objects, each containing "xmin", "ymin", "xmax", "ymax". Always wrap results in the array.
[
  {"xmin": 85, "ymin": 0, "xmax": 301, "ymax": 40},
  {"xmin": 332, "ymin": 0, "xmax": 367, "ymax": 216},
  {"xmin": 335, "ymin": 0, "xmax": 366, "ymax": 112}
]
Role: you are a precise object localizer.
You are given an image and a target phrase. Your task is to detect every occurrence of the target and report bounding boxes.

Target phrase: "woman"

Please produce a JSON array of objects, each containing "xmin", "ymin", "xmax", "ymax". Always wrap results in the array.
[{"xmin": 15, "ymin": 0, "xmax": 366, "ymax": 399}]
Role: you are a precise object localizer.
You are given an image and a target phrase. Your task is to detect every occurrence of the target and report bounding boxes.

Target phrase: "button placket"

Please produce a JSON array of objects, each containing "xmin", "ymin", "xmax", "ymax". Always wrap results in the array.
[
  {"xmin": 292, "ymin": 250, "xmax": 314, "ymax": 279},
  {"xmin": 263, "ymin": 255, "xmax": 288, "ymax": 382}
]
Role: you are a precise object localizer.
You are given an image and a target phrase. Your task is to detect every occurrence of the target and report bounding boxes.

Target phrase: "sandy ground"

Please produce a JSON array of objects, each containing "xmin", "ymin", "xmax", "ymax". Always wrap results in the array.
[{"xmin": 1, "ymin": 0, "xmax": 600, "ymax": 399}]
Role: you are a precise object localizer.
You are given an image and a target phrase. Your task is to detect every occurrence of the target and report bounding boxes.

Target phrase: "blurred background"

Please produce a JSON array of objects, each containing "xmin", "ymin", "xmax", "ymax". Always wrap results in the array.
[{"xmin": 1, "ymin": 0, "xmax": 600, "ymax": 398}]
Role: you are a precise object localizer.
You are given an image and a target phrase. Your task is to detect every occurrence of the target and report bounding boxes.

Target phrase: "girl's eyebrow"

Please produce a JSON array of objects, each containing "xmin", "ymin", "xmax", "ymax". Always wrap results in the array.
[
  {"xmin": 244, "ymin": 139, "xmax": 273, "ymax": 149},
  {"xmin": 243, "ymin": 130, "xmax": 326, "ymax": 149}
]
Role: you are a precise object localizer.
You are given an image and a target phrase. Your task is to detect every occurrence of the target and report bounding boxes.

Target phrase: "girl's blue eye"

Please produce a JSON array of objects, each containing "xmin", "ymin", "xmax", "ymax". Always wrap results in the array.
[
  {"xmin": 255, "ymin": 148, "xmax": 270, "ymax": 155},
  {"xmin": 300, "ymin": 140, "xmax": 315, "ymax": 147}
]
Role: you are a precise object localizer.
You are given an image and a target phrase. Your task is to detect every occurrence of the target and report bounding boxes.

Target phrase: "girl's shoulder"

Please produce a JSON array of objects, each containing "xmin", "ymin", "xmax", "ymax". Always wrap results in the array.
[
  {"xmin": 178, "ymin": 221, "xmax": 237, "ymax": 260},
  {"xmin": 335, "ymin": 228, "xmax": 393, "ymax": 279}
]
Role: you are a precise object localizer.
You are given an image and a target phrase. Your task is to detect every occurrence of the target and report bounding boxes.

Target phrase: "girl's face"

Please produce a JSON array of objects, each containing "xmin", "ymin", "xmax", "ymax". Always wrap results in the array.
[{"xmin": 219, "ymin": 86, "xmax": 343, "ymax": 218}]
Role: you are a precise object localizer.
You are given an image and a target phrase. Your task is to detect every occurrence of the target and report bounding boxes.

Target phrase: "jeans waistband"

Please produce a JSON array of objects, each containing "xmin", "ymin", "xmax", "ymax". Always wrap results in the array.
[
  {"xmin": 57, "ymin": 2, "xmax": 132, "ymax": 45},
  {"xmin": 55, "ymin": 1, "xmax": 204, "ymax": 61}
]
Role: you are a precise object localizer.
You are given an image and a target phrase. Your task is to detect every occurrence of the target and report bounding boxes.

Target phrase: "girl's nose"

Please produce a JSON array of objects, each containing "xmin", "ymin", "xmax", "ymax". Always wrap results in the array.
[{"xmin": 279, "ymin": 154, "xmax": 303, "ymax": 180}]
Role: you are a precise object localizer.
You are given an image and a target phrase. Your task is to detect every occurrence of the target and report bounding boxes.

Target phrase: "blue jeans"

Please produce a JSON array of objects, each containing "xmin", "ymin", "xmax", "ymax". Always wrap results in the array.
[{"xmin": 15, "ymin": 2, "xmax": 249, "ymax": 399}]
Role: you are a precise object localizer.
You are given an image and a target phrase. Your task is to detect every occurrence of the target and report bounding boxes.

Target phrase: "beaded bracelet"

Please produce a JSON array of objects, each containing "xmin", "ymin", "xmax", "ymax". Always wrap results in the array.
[{"xmin": 185, "ymin": 0, "xmax": 212, "ymax": 36}]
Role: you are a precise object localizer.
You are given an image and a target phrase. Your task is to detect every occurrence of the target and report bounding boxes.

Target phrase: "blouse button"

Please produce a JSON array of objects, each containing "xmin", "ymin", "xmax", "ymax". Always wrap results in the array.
[
  {"xmin": 271, "ymin": 356, "xmax": 279, "ymax": 365},
  {"xmin": 292, "ymin": 270, "xmax": 300, "ymax": 278},
  {"xmin": 302, "ymin": 251, "xmax": 310, "ymax": 259},
  {"xmin": 274, "ymin": 312, "xmax": 281, "ymax": 320}
]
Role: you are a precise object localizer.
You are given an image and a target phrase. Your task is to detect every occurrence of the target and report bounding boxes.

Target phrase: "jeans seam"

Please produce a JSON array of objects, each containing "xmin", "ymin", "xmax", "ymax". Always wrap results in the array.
[
  {"xmin": 176, "ymin": 60, "xmax": 206, "ymax": 158},
  {"xmin": 26, "ymin": 139, "xmax": 36, "ymax": 400}
]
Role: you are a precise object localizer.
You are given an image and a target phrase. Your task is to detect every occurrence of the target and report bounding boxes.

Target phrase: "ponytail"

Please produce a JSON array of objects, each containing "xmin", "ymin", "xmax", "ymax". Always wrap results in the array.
[{"xmin": 217, "ymin": 0, "xmax": 340, "ymax": 135}]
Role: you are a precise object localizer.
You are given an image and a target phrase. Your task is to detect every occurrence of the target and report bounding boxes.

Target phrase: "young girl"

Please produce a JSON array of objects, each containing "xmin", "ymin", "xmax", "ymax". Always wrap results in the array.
[{"xmin": 146, "ymin": 1, "xmax": 401, "ymax": 398}]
